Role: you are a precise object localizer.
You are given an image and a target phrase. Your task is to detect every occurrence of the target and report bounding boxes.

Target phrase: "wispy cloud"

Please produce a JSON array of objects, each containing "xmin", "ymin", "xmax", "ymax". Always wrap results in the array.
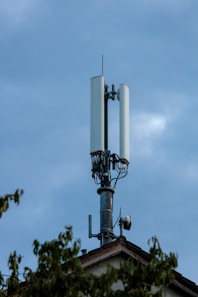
[
  {"xmin": 132, "ymin": 113, "xmax": 167, "ymax": 156},
  {"xmin": 0, "ymin": 0, "xmax": 40, "ymax": 26},
  {"xmin": 134, "ymin": 113, "xmax": 166, "ymax": 138}
]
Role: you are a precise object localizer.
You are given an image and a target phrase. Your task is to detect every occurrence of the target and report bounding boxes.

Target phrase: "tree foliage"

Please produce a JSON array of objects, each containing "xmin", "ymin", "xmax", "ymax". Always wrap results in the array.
[
  {"xmin": 0, "ymin": 192, "xmax": 178, "ymax": 296},
  {"xmin": 1, "ymin": 230, "xmax": 178, "ymax": 297},
  {"xmin": 0, "ymin": 189, "xmax": 24, "ymax": 218}
]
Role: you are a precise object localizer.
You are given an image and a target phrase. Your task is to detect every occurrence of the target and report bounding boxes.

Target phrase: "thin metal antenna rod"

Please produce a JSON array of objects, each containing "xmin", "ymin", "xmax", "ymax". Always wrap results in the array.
[{"xmin": 102, "ymin": 54, "xmax": 104, "ymax": 76}]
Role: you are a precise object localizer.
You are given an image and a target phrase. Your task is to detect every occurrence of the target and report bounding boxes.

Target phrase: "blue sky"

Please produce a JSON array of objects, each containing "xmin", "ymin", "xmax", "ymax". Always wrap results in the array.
[{"xmin": 1, "ymin": 0, "xmax": 198, "ymax": 284}]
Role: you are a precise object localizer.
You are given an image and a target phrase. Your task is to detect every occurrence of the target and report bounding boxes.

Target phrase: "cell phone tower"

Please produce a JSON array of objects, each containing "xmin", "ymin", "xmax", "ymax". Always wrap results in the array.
[{"xmin": 89, "ymin": 75, "xmax": 131, "ymax": 246}]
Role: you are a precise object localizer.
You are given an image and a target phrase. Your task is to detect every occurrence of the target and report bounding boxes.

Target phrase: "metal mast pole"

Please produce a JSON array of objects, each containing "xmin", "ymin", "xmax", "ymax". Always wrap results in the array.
[
  {"xmin": 97, "ymin": 89, "xmax": 114, "ymax": 246},
  {"xmin": 90, "ymin": 76, "xmax": 129, "ymax": 247}
]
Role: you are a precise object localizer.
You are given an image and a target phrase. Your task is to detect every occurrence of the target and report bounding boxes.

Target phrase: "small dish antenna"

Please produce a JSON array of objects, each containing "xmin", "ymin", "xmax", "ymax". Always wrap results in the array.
[{"xmin": 119, "ymin": 216, "xmax": 132, "ymax": 236}]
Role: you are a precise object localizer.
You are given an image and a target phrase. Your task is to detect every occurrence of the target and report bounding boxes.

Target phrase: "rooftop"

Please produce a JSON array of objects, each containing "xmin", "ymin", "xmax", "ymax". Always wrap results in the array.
[{"xmin": 80, "ymin": 236, "xmax": 198, "ymax": 297}]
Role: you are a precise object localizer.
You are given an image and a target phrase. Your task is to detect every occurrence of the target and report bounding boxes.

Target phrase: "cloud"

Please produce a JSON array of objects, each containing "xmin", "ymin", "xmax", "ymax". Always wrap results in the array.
[
  {"xmin": 134, "ymin": 113, "xmax": 166, "ymax": 138},
  {"xmin": 0, "ymin": 0, "xmax": 40, "ymax": 26},
  {"xmin": 132, "ymin": 113, "xmax": 167, "ymax": 156}
]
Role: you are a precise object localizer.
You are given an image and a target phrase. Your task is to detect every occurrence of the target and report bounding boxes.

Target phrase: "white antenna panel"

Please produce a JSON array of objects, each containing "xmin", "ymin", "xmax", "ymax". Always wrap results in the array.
[
  {"xmin": 119, "ymin": 84, "xmax": 130, "ymax": 163},
  {"xmin": 90, "ymin": 76, "xmax": 105, "ymax": 154}
]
